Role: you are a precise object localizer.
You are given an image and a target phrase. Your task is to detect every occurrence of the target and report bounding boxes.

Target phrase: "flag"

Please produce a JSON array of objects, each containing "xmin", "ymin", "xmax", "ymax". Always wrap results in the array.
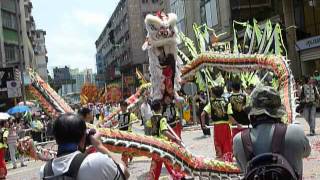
[{"xmin": 136, "ymin": 68, "xmax": 147, "ymax": 84}]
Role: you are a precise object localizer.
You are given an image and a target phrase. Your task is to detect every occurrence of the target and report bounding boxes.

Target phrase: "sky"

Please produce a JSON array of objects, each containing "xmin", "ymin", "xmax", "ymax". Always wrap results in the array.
[{"xmin": 32, "ymin": 0, "xmax": 120, "ymax": 74}]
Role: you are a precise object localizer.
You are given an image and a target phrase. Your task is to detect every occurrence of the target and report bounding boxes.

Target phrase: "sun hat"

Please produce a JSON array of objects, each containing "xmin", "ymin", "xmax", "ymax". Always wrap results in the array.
[{"xmin": 249, "ymin": 86, "xmax": 286, "ymax": 119}]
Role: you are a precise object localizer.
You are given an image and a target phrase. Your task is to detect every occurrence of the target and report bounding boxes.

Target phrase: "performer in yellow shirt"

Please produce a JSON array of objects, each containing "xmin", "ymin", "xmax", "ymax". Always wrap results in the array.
[
  {"xmin": 201, "ymin": 86, "xmax": 234, "ymax": 162},
  {"xmin": 147, "ymin": 100, "xmax": 185, "ymax": 180},
  {"xmin": 118, "ymin": 100, "xmax": 138, "ymax": 166}
]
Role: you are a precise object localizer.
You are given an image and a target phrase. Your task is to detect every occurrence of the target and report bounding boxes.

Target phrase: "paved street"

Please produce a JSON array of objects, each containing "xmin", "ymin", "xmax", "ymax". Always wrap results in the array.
[{"xmin": 7, "ymin": 117, "xmax": 320, "ymax": 180}]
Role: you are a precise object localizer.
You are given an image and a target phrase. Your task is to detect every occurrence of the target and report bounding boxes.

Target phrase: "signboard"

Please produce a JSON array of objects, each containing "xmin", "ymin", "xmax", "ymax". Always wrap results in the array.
[
  {"xmin": 296, "ymin": 35, "xmax": 320, "ymax": 51},
  {"xmin": 7, "ymin": 81, "xmax": 21, "ymax": 98},
  {"xmin": 183, "ymin": 82, "xmax": 198, "ymax": 96},
  {"xmin": 0, "ymin": 68, "xmax": 14, "ymax": 90}
]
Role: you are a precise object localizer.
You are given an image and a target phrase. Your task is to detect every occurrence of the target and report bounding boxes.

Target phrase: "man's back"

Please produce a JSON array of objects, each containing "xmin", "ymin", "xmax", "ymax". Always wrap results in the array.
[
  {"xmin": 40, "ymin": 151, "xmax": 124, "ymax": 180},
  {"xmin": 233, "ymin": 123, "xmax": 311, "ymax": 178}
]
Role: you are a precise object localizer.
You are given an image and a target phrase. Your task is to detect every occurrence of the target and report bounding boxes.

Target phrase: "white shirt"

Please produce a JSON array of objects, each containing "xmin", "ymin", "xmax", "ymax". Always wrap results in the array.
[
  {"xmin": 140, "ymin": 102, "xmax": 152, "ymax": 121},
  {"xmin": 40, "ymin": 151, "xmax": 124, "ymax": 180}
]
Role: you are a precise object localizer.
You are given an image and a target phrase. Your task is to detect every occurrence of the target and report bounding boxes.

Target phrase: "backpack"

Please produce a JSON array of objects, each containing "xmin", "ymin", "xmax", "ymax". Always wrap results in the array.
[
  {"xmin": 149, "ymin": 114, "xmax": 162, "ymax": 136},
  {"xmin": 210, "ymin": 99, "xmax": 228, "ymax": 120},
  {"xmin": 241, "ymin": 124, "xmax": 298, "ymax": 180},
  {"xmin": 43, "ymin": 153, "xmax": 87, "ymax": 180},
  {"xmin": 230, "ymin": 94, "xmax": 246, "ymax": 112},
  {"xmin": 302, "ymin": 84, "xmax": 318, "ymax": 105}
]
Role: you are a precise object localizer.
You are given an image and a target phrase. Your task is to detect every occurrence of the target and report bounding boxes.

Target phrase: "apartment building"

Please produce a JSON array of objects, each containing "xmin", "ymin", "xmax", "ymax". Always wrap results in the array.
[
  {"xmin": 0, "ymin": 0, "xmax": 48, "ymax": 80},
  {"xmin": 95, "ymin": 0, "xmax": 169, "ymax": 97}
]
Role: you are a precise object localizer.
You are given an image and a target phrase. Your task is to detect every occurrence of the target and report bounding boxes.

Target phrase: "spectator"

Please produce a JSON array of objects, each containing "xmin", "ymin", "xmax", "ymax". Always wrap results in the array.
[
  {"xmin": 0, "ymin": 121, "xmax": 9, "ymax": 179},
  {"xmin": 300, "ymin": 76, "xmax": 320, "ymax": 136},
  {"xmin": 233, "ymin": 86, "xmax": 311, "ymax": 179},
  {"xmin": 78, "ymin": 107, "xmax": 93, "ymax": 124},
  {"xmin": 7, "ymin": 118, "xmax": 26, "ymax": 169},
  {"xmin": 40, "ymin": 113, "xmax": 129, "ymax": 180}
]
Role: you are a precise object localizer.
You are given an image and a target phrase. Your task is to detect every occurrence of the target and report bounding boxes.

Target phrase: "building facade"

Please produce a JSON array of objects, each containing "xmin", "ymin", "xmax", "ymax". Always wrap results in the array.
[
  {"xmin": 33, "ymin": 29, "xmax": 48, "ymax": 81},
  {"xmin": 170, "ymin": 0, "xmax": 320, "ymax": 78},
  {"xmin": 294, "ymin": 0, "xmax": 320, "ymax": 76},
  {"xmin": 95, "ymin": 0, "xmax": 169, "ymax": 97},
  {"xmin": 0, "ymin": 0, "xmax": 48, "ymax": 80}
]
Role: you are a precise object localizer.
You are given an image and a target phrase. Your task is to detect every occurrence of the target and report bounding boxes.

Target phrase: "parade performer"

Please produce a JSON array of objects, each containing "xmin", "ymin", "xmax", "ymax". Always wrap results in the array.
[
  {"xmin": 0, "ymin": 121, "xmax": 9, "ymax": 179},
  {"xmin": 142, "ymin": 11, "xmax": 182, "ymax": 101},
  {"xmin": 162, "ymin": 95, "xmax": 183, "ymax": 138},
  {"xmin": 201, "ymin": 86, "xmax": 233, "ymax": 162},
  {"xmin": 117, "ymin": 101, "xmax": 138, "ymax": 167},
  {"xmin": 147, "ymin": 100, "xmax": 185, "ymax": 180},
  {"xmin": 228, "ymin": 81, "xmax": 250, "ymax": 137}
]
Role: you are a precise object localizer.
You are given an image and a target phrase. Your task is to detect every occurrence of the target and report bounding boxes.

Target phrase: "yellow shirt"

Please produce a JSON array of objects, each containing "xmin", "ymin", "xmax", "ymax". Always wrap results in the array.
[
  {"xmin": 0, "ymin": 129, "xmax": 8, "ymax": 149},
  {"xmin": 118, "ymin": 112, "xmax": 138, "ymax": 132},
  {"xmin": 227, "ymin": 93, "xmax": 249, "ymax": 115},
  {"xmin": 147, "ymin": 113, "xmax": 169, "ymax": 140},
  {"xmin": 204, "ymin": 103, "xmax": 230, "ymax": 125}
]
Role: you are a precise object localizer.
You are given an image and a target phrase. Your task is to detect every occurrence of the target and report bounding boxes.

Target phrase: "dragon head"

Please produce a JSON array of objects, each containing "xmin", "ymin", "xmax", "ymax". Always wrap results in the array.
[{"xmin": 143, "ymin": 12, "xmax": 179, "ymax": 50}]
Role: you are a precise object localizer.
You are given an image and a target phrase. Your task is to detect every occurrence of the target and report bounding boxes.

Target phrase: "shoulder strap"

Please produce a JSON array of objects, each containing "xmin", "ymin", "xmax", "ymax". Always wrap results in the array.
[
  {"xmin": 43, "ymin": 159, "xmax": 54, "ymax": 178},
  {"xmin": 241, "ymin": 129, "xmax": 254, "ymax": 160},
  {"xmin": 114, "ymin": 160, "xmax": 126, "ymax": 180},
  {"xmin": 65, "ymin": 153, "xmax": 87, "ymax": 178},
  {"xmin": 271, "ymin": 123, "xmax": 287, "ymax": 154}
]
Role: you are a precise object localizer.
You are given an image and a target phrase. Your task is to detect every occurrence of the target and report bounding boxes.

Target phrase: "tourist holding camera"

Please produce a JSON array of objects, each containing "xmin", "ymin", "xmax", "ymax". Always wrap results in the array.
[{"xmin": 40, "ymin": 113, "xmax": 129, "ymax": 180}]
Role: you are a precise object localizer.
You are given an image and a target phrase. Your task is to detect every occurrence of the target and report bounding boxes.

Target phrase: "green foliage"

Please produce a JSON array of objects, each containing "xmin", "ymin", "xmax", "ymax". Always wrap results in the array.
[{"xmin": 178, "ymin": 19, "xmax": 287, "ymax": 90}]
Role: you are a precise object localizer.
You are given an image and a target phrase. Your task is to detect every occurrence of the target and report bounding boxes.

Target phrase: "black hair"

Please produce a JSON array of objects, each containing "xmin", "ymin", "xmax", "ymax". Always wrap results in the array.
[
  {"xmin": 151, "ymin": 100, "xmax": 162, "ymax": 112},
  {"xmin": 78, "ymin": 107, "xmax": 91, "ymax": 117},
  {"xmin": 0, "ymin": 121, "xmax": 5, "ymax": 127},
  {"xmin": 232, "ymin": 81, "xmax": 241, "ymax": 91},
  {"xmin": 304, "ymin": 76, "xmax": 310, "ymax": 83},
  {"xmin": 53, "ymin": 113, "xmax": 86, "ymax": 145},
  {"xmin": 119, "ymin": 100, "xmax": 128, "ymax": 107},
  {"xmin": 212, "ymin": 86, "xmax": 224, "ymax": 97}
]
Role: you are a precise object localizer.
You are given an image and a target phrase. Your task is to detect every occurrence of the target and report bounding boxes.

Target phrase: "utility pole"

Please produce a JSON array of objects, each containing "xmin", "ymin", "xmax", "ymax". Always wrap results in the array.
[
  {"xmin": 282, "ymin": 0, "xmax": 300, "ymax": 77},
  {"xmin": 15, "ymin": 0, "xmax": 26, "ymax": 105}
]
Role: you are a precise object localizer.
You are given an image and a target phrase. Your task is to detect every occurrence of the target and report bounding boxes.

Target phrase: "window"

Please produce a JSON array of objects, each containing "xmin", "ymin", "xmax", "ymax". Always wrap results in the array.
[
  {"xmin": 4, "ymin": 44, "xmax": 18, "ymax": 62},
  {"xmin": 152, "ymin": 0, "xmax": 159, "ymax": 3},
  {"xmin": 142, "ymin": 0, "xmax": 148, "ymax": 3},
  {"xmin": 200, "ymin": 0, "xmax": 218, "ymax": 27},
  {"xmin": 1, "ymin": 11, "xmax": 17, "ymax": 29},
  {"xmin": 170, "ymin": 0, "xmax": 186, "ymax": 33},
  {"xmin": 1, "ymin": 0, "xmax": 16, "ymax": 12}
]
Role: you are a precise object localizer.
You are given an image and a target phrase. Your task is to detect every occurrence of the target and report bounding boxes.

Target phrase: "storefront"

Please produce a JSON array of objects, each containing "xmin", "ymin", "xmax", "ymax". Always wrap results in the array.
[{"xmin": 296, "ymin": 35, "xmax": 320, "ymax": 76}]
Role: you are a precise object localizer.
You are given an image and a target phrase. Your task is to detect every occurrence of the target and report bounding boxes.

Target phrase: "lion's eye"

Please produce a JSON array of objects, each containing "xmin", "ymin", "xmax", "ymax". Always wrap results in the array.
[{"xmin": 149, "ymin": 24, "xmax": 157, "ymax": 31}]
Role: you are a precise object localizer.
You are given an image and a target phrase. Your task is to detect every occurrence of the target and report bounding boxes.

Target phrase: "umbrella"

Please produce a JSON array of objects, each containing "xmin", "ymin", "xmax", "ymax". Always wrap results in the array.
[
  {"xmin": 7, "ymin": 105, "xmax": 30, "ymax": 115},
  {"xmin": 0, "ymin": 113, "xmax": 11, "ymax": 120},
  {"xmin": 18, "ymin": 101, "xmax": 35, "ymax": 107}
]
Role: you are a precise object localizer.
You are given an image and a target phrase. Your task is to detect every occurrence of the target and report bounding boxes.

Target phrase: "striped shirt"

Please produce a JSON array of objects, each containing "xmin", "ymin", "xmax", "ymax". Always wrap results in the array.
[{"xmin": 7, "ymin": 127, "xmax": 18, "ymax": 145}]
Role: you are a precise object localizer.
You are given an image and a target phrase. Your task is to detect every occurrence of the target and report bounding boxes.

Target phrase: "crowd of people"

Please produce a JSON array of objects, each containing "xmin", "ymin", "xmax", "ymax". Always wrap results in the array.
[{"xmin": 0, "ymin": 111, "xmax": 55, "ymax": 179}]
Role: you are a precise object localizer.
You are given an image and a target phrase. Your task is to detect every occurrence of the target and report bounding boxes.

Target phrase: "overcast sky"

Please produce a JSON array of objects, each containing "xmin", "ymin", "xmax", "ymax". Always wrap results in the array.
[{"xmin": 32, "ymin": 0, "xmax": 120, "ymax": 74}]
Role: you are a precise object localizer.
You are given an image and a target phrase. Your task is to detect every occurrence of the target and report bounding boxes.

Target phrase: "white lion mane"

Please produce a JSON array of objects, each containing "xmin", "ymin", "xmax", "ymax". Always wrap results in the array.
[{"xmin": 142, "ymin": 13, "xmax": 182, "ymax": 100}]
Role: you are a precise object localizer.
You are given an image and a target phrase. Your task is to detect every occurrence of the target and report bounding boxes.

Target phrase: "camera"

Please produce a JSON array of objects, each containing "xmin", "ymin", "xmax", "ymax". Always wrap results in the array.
[{"xmin": 85, "ymin": 128, "xmax": 96, "ymax": 146}]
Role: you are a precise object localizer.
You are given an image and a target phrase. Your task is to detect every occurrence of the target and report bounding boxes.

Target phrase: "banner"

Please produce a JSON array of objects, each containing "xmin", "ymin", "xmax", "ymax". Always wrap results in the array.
[{"xmin": 7, "ymin": 81, "xmax": 22, "ymax": 98}]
